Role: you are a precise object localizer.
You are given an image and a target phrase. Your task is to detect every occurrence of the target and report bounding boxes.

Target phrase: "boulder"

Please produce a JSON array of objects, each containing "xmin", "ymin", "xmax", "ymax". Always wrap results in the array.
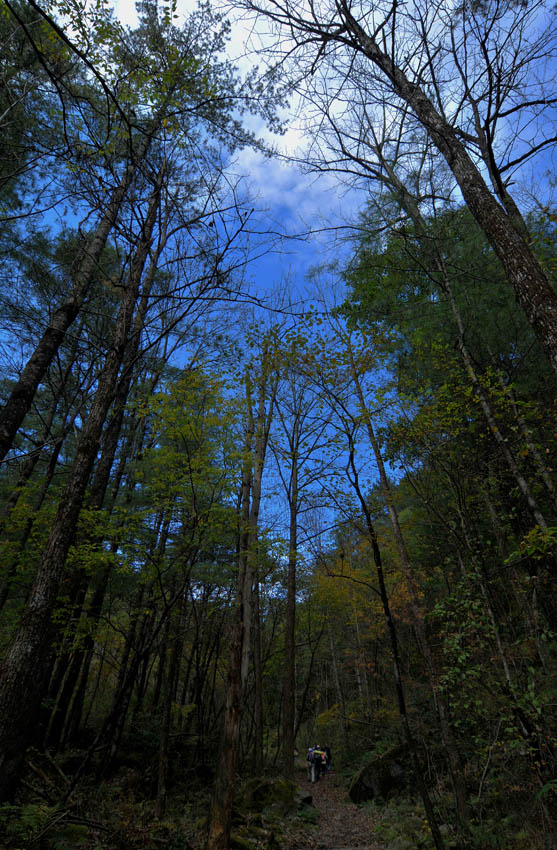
[
  {"xmin": 233, "ymin": 778, "xmax": 312, "ymax": 849},
  {"xmin": 230, "ymin": 826, "xmax": 281, "ymax": 850},
  {"xmin": 348, "ymin": 744, "xmax": 409, "ymax": 804},
  {"xmin": 294, "ymin": 789, "xmax": 313, "ymax": 808},
  {"xmin": 236, "ymin": 777, "xmax": 298, "ymax": 816},
  {"xmin": 387, "ymin": 838, "xmax": 415, "ymax": 850}
]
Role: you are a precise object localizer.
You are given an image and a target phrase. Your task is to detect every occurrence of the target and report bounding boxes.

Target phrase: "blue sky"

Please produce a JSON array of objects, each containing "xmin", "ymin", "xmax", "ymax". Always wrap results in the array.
[{"xmin": 112, "ymin": 0, "xmax": 364, "ymax": 305}]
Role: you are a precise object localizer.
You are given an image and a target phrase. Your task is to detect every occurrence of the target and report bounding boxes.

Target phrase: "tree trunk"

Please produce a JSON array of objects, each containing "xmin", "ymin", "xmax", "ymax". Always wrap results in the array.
[
  {"xmin": 340, "ymin": 3, "xmax": 557, "ymax": 375},
  {"xmin": 346, "ymin": 439, "xmax": 446, "ymax": 850},
  {"xmin": 382, "ymin": 158, "xmax": 549, "ymax": 532},
  {"xmin": 207, "ymin": 442, "xmax": 253, "ymax": 850},
  {"xmin": 44, "ymin": 382, "xmax": 150, "ymax": 750},
  {"xmin": 282, "ymin": 417, "xmax": 298, "ymax": 781},
  {"xmin": 155, "ymin": 587, "xmax": 183, "ymax": 819},
  {"xmin": 490, "ymin": 363, "xmax": 557, "ymax": 513},
  {"xmin": 346, "ymin": 341, "xmax": 472, "ymax": 827},
  {"xmin": 0, "ymin": 171, "xmax": 163, "ymax": 800},
  {"xmin": 328, "ymin": 621, "xmax": 349, "ymax": 749},
  {"xmin": 207, "ymin": 362, "xmax": 275, "ymax": 850},
  {"xmin": 253, "ymin": 578, "xmax": 264, "ymax": 774},
  {"xmin": 0, "ymin": 133, "xmax": 155, "ymax": 463},
  {"xmin": 62, "ymin": 431, "xmax": 146, "ymax": 745}
]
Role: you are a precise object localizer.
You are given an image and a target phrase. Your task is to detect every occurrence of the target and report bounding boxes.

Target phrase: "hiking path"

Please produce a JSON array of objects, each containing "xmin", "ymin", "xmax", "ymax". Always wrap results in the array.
[{"xmin": 283, "ymin": 771, "xmax": 385, "ymax": 850}]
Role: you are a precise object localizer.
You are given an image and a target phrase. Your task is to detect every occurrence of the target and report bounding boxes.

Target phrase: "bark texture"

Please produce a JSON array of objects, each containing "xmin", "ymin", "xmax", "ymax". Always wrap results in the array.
[
  {"xmin": 0, "ymin": 134, "xmax": 153, "ymax": 463},
  {"xmin": 0, "ymin": 172, "xmax": 163, "ymax": 800},
  {"xmin": 339, "ymin": 2, "xmax": 557, "ymax": 375}
]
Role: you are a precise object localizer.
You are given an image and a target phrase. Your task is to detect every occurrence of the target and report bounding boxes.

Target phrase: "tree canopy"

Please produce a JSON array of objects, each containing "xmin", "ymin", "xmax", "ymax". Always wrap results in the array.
[{"xmin": 0, "ymin": 1, "xmax": 555, "ymax": 849}]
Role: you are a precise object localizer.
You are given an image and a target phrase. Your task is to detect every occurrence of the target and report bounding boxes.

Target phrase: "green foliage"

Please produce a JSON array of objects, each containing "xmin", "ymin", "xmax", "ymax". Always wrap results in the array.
[
  {"xmin": 371, "ymin": 798, "xmax": 436, "ymax": 848},
  {"xmin": 0, "ymin": 802, "xmax": 89, "ymax": 849},
  {"xmin": 510, "ymin": 525, "xmax": 557, "ymax": 561},
  {"xmin": 0, "ymin": 4, "xmax": 555, "ymax": 850},
  {"xmin": 536, "ymin": 779, "xmax": 557, "ymax": 800},
  {"xmin": 328, "ymin": 194, "xmax": 557, "ymax": 848},
  {"xmin": 341, "ymin": 206, "xmax": 554, "ymax": 394},
  {"xmin": 297, "ymin": 804, "xmax": 319, "ymax": 824}
]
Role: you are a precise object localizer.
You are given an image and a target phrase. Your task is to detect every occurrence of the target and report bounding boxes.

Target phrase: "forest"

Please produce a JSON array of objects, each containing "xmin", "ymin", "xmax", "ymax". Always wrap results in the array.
[{"xmin": 0, "ymin": 0, "xmax": 555, "ymax": 849}]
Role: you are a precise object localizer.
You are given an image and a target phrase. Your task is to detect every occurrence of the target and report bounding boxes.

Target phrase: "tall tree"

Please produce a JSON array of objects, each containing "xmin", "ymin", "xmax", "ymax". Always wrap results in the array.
[
  {"xmin": 0, "ymin": 0, "xmax": 262, "ymax": 462},
  {"xmin": 207, "ymin": 347, "xmax": 276, "ymax": 850},
  {"xmin": 238, "ymin": 0, "xmax": 557, "ymax": 372},
  {"xmin": 269, "ymin": 333, "xmax": 333, "ymax": 780},
  {"xmin": 0, "ymin": 162, "xmax": 166, "ymax": 799}
]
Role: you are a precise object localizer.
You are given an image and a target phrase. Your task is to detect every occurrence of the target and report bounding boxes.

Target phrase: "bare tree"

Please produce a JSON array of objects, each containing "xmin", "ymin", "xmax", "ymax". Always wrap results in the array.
[
  {"xmin": 237, "ymin": 0, "xmax": 557, "ymax": 371},
  {"xmin": 269, "ymin": 342, "xmax": 334, "ymax": 779}
]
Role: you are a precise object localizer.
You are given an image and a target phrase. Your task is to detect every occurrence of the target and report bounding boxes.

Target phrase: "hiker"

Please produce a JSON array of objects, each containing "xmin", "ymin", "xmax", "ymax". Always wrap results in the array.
[
  {"xmin": 324, "ymin": 745, "xmax": 332, "ymax": 772},
  {"xmin": 306, "ymin": 746, "xmax": 315, "ymax": 780},
  {"xmin": 307, "ymin": 744, "xmax": 329, "ymax": 781}
]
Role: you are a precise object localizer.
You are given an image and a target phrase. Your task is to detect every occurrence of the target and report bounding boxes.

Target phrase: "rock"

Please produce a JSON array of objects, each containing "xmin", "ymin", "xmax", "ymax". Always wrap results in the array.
[
  {"xmin": 294, "ymin": 789, "xmax": 313, "ymax": 807},
  {"xmin": 230, "ymin": 825, "xmax": 281, "ymax": 850},
  {"xmin": 230, "ymin": 832, "xmax": 255, "ymax": 850},
  {"xmin": 387, "ymin": 838, "xmax": 414, "ymax": 850},
  {"xmin": 236, "ymin": 777, "xmax": 298, "ymax": 816},
  {"xmin": 297, "ymin": 803, "xmax": 319, "ymax": 824},
  {"xmin": 404, "ymin": 814, "xmax": 425, "ymax": 833},
  {"xmin": 348, "ymin": 744, "xmax": 409, "ymax": 804}
]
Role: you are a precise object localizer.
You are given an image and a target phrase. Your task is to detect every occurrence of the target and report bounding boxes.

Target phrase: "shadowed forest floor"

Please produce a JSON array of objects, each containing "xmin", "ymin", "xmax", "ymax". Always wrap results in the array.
[{"xmin": 282, "ymin": 771, "xmax": 385, "ymax": 849}]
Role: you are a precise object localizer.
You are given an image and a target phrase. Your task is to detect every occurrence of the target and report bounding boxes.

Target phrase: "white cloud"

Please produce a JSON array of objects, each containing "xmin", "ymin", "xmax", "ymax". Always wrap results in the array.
[{"xmin": 110, "ymin": 0, "xmax": 363, "ymax": 289}]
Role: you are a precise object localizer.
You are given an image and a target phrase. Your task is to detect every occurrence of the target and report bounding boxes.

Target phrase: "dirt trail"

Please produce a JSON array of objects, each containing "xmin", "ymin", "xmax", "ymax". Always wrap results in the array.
[{"xmin": 283, "ymin": 772, "xmax": 385, "ymax": 850}]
